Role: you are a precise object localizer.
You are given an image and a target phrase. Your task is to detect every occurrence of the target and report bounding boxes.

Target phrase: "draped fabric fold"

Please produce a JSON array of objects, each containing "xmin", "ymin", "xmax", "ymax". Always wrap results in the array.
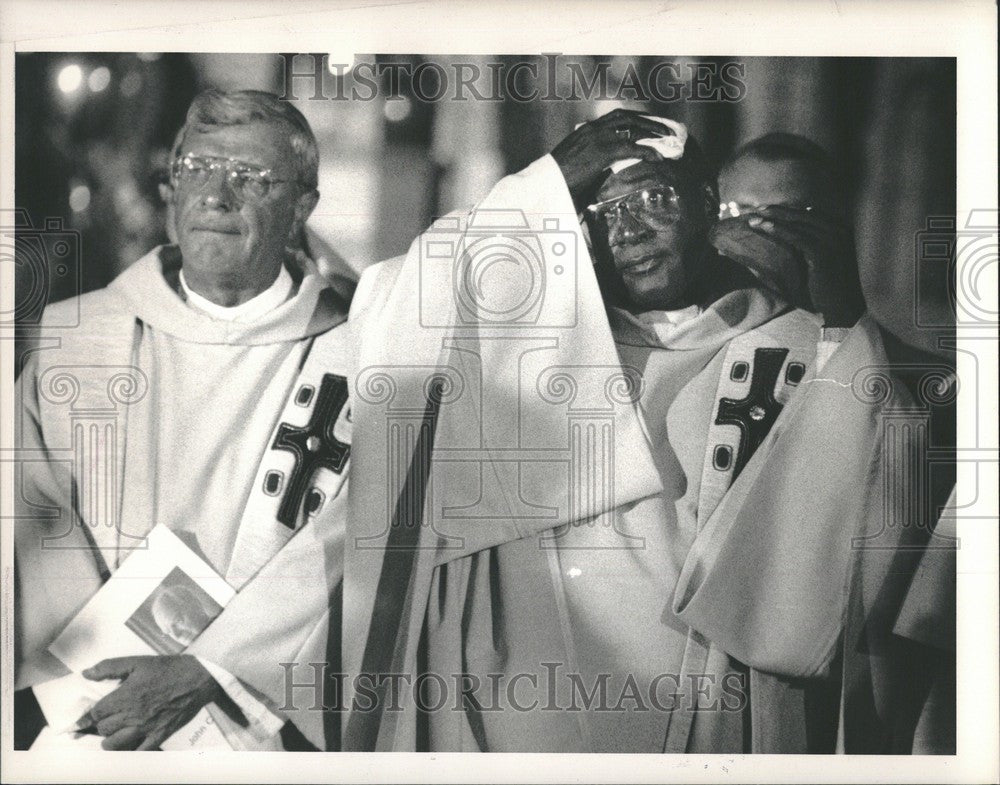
[
  {"xmin": 345, "ymin": 154, "xmax": 936, "ymax": 753},
  {"xmin": 344, "ymin": 154, "xmax": 662, "ymax": 750},
  {"xmin": 16, "ymin": 247, "xmax": 352, "ymax": 750}
]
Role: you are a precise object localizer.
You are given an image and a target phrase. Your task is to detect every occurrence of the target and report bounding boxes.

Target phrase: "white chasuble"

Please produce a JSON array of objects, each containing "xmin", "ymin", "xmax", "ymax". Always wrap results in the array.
[
  {"xmin": 342, "ymin": 153, "xmax": 817, "ymax": 753},
  {"xmin": 553, "ymin": 290, "xmax": 822, "ymax": 753},
  {"xmin": 345, "ymin": 153, "xmax": 922, "ymax": 754},
  {"xmin": 15, "ymin": 246, "xmax": 352, "ymax": 750}
]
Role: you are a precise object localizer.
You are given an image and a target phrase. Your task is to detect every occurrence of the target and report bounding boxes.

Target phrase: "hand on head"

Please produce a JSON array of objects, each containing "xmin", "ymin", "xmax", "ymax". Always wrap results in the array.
[
  {"xmin": 554, "ymin": 110, "xmax": 731, "ymax": 313},
  {"xmin": 551, "ymin": 108, "xmax": 677, "ymax": 209}
]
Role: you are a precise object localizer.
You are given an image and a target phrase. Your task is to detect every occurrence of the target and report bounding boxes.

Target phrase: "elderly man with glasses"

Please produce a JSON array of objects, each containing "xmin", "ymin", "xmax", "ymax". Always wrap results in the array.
[{"xmin": 15, "ymin": 90, "xmax": 350, "ymax": 751}]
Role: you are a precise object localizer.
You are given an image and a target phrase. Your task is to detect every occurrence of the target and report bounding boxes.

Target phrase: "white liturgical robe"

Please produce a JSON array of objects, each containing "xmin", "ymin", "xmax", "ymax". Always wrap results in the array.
[
  {"xmin": 15, "ymin": 246, "xmax": 353, "ymax": 750},
  {"xmin": 343, "ymin": 154, "xmax": 931, "ymax": 754}
]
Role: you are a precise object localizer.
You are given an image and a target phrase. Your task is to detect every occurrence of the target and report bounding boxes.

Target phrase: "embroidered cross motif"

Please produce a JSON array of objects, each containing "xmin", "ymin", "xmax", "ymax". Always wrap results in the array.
[
  {"xmin": 715, "ymin": 348, "xmax": 789, "ymax": 480},
  {"xmin": 272, "ymin": 373, "xmax": 350, "ymax": 528}
]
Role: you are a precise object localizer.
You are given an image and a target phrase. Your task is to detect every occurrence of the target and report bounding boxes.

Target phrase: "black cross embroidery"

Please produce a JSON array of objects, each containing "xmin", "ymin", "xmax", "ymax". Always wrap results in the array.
[
  {"xmin": 272, "ymin": 373, "xmax": 351, "ymax": 528},
  {"xmin": 715, "ymin": 348, "xmax": 790, "ymax": 481}
]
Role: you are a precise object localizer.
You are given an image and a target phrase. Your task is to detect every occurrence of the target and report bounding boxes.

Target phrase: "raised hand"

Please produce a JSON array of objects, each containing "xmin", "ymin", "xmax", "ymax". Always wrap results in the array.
[
  {"xmin": 711, "ymin": 205, "xmax": 864, "ymax": 327},
  {"xmin": 551, "ymin": 108, "xmax": 670, "ymax": 209}
]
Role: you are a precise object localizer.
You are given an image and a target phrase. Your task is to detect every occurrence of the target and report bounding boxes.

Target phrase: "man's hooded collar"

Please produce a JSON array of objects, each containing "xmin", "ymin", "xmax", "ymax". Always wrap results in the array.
[
  {"xmin": 607, "ymin": 286, "xmax": 795, "ymax": 352},
  {"xmin": 107, "ymin": 245, "xmax": 348, "ymax": 345}
]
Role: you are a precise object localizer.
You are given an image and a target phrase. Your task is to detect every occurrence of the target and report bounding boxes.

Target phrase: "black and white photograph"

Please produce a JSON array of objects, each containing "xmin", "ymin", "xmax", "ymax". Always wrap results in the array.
[
  {"xmin": 0, "ymin": 2, "xmax": 996, "ymax": 783},
  {"xmin": 125, "ymin": 567, "xmax": 224, "ymax": 656}
]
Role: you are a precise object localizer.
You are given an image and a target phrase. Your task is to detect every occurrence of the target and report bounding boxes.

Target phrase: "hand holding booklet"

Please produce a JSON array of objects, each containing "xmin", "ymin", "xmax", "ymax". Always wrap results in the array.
[{"xmin": 32, "ymin": 525, "xmax": 238, "ymax": 750}]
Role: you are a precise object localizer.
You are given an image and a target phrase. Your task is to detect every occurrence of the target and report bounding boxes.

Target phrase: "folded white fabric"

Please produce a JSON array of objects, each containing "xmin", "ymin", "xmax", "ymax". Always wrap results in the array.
[
  {"xmin": 612, "ymin": 116, "xmax": 688, "ymax": 172},
  {"xmin": 575, "ymin": 116, "xmax": 689, "ymax": 173},
  {"xmin": 613, "ymin": 116, "xmax": 688, "ymax": 172}
]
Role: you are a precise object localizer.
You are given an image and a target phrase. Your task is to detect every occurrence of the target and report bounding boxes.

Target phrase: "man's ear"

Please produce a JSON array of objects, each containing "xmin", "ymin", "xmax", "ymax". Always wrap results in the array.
[
  {"xmin": 159, "ymin": 183, "xmax": 178, "ymax": 243},
  {"xmin": 294, "ymin": 188, "xmax": 320, "ymax": 230},
  {"xmin": 287, "ymin": 189, "xmax": 320, "ymax": 254},
  {"xmin": 158, "ymin": 182, "xmax": 175, "ymax": 206}
]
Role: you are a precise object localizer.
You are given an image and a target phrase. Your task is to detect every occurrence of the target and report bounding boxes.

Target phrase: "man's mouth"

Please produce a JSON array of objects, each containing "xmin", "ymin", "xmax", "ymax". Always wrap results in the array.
[
  {"xmin": 616, "ymin": 253, "xmax": 663, "ymax": 274},
  {"xmin": 189, "ymin": 218, "xmax": 242, "ymax": 234},
  {"xmin": 191, "ymin": 227, "xmax": 242, "ymax": 235}
]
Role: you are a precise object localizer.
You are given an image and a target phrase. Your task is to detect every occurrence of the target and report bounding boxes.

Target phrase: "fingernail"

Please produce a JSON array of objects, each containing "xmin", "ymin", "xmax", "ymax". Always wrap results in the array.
[
  {"xmin": 760, "ymin": 221, "xmax": 774, "ymax": 231},
  {"xmin": 747, "ymin": 216, "xmax": 762, "ymax": 227}
]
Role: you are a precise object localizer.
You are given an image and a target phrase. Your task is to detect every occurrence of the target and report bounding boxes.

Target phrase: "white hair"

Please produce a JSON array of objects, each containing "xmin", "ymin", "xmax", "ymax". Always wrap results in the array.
[{"xmin": 179, "ymin": 88, "xmax": 319, "ymax": 190}]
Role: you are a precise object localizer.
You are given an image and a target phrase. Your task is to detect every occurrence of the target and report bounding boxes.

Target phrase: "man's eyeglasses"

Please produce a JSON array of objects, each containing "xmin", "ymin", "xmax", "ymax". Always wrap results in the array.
[
  {"xmin": 170, "ymin": 154, "xmax": 299, "ymax": 201},
  {"xmin": 586, "ymin": 186, "xmax": 682, "ymax": 231},
  {"xmin": 718, "ymin": 201, "xmax": 814, "ymax": 219}
]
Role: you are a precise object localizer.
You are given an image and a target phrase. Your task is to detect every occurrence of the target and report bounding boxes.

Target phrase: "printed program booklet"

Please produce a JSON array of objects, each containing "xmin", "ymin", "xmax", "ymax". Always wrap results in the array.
[{"xmin": 33, "ymin": 525, "xmax": 237, "ymax": 750}]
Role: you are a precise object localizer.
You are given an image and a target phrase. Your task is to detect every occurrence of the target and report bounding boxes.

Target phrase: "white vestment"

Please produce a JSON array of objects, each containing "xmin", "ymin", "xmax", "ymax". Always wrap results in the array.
[
  {"xmin": 15, "ymin": 246, "xmax": 353, "ymax": 750},
  {"xmin": 342, "ymin": 154, "xmax": 932, "ymax": 753}
]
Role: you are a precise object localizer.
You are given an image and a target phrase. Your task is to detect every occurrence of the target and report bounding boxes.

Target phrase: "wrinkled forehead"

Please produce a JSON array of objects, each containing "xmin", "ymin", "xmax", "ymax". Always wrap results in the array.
[
  {"xmin": 180, "ymin": 120, "xmax": 295, "ymax": 170},
  {"xmin": 596, "ymin": 160, "xmax": 687, "ymax": 202}
]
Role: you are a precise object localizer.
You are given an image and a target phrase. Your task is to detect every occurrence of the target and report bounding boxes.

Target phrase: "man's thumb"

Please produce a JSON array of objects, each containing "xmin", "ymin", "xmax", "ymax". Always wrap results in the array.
[{"xmin": 82, "ymin": 657, "xmax": 137, "ymax": 681}]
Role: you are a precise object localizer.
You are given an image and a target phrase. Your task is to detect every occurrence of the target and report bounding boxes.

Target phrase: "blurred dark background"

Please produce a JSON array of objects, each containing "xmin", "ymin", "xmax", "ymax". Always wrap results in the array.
[{"xmin": 12, "ymin": 53, "xmax": 956, "ymax": 359}]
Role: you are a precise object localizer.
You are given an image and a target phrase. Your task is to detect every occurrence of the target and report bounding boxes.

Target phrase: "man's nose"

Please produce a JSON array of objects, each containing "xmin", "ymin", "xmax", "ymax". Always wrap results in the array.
[
  {"xmin": 608, "ymin": 210, "xmax": 652, "ymax": 245},
  {"xmin": 199, "ymin": 167, "xmax": 236, "ymax": 209}
]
